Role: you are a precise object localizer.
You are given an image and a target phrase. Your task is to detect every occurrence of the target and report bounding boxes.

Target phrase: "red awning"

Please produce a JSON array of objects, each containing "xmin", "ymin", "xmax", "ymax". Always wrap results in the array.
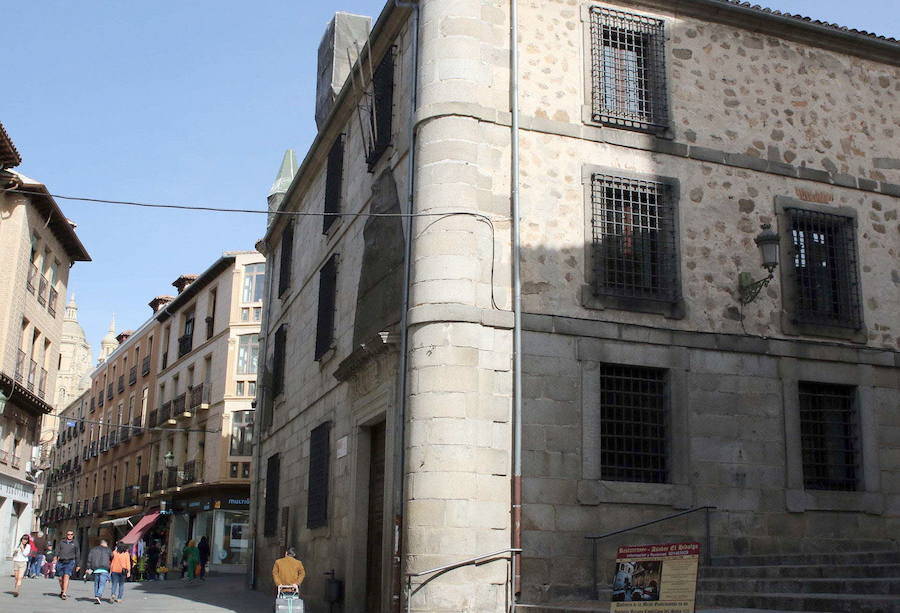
[{"xmin": 119, "ymin": 512, "xmax": 160, "ymax": 545}]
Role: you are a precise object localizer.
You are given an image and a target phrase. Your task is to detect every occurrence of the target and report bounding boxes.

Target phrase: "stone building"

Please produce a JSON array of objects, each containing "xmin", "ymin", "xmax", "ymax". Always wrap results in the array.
[
  {"xmin": 251, "ymin": 1, "xmax": 899, "ymax": 611},
  {"xmin": 40, "ymin": 252, "xmax": 262, "ymax": 575},
  {"xmin": 54, "ymin": 296, "xmax": 94, "ymax": 411},
  {"xmin": 0, "ymin": 123, "xmax": 90, "ymax": 575}
]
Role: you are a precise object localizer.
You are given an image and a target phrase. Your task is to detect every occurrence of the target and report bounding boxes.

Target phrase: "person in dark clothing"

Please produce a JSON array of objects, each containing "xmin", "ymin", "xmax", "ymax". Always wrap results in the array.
[
  {"xmin": 86, "ymin": 539, "xmax": 112, "ymax": 605},
  {"xmin": 146, "ymin": 541, "xmax": 160, "ymax": 580},
  {"xmin": 197, "ymin": 537, "xmax": 210, "ymax": 579},
  {"xmin": 54, "ymin": 530, "xmax": 81, "ymax": 600}
]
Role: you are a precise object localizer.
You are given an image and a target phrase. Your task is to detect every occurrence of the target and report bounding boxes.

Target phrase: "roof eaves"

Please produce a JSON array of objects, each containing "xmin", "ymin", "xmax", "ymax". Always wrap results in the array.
[
  {"xmin": 156, "ymin": 254, "xmax": 236, "ymax": 323},
  {"xmin": 0, "ymin": 122, "xmax": 22, "ymax": 169}
]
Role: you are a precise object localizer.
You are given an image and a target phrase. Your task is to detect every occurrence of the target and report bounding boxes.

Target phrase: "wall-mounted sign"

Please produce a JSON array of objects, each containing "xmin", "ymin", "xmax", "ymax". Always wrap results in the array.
[{"xmin": 610, "ymin": 542, "xmax": 700, "ymax": 613}]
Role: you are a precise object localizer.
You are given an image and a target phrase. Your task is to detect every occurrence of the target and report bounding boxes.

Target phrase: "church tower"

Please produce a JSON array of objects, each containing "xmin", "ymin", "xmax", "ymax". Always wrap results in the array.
[
  {"xmin": 54, "ymin": 294, "xmax": 94, "ymax": 408},
  {"xmin": 98, "ymin": 314, "xmax": 119, "ymax": 364}
]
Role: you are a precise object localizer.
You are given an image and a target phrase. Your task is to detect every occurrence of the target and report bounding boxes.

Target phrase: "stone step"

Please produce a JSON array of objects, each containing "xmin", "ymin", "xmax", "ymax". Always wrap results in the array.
[
  {"xmin": 699, "ymin": 576, "xmax": 900, "ymax": 595},
  {"xmin": 702, "ymin": 563, "xmax": 900, "ymax": 579},
  {"xmin": 711, "ymin": 551, "xmax": 900, "ymax": 567},
  {"xmin": 697, "ymin": 591, "xmax": 900, "ymax": 613},
  {"xmin": 515, "ymin": 603, "xmax": 833, "ymax": 613}
]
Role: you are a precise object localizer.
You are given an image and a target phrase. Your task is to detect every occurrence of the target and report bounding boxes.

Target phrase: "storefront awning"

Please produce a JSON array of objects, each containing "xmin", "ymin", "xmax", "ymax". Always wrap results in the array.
[
  {"xmin": 99, "ymin": 516, "xmax": 135, "ymax": 528},
  {"xmin": 119, "ymin": 511, "xmax": 160, "ymax": 545}
]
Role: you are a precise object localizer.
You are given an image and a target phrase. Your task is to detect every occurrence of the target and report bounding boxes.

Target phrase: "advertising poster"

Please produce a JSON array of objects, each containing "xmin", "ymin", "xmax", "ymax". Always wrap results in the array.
[{"xmin": 610, "ymin": 542, "xmax": 700, "ymax": 613}]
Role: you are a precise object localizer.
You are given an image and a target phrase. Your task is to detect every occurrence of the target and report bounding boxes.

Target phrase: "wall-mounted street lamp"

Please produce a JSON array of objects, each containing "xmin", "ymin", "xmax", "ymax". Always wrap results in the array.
[
  {"xmin": 738, "ymin": 224, "xmax": 780, "ymax": 304},
  {"xmin": 0, "ymin": 388, "xmax": 9, "ymax": 414},
  {"xmin": 56, "ymin": 490, "xmax": 70, "ymax": 509},
  {"xmin": 164, "ymin": 451, "xmax": 175, "ymax": 469}
]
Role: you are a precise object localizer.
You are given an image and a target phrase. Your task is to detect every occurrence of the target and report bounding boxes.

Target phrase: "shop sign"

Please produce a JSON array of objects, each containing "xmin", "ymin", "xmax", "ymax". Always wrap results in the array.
[
  {"xmin": 610, "ymin": 542, "xmax": 700, "ymax": 613},
  {"xmin": 214, "ymin": 497, "xmax": 250, "ymax": 510},
  {"xmin": 0, "ymin": 477, "xmax": 34, "ymax": 502}
]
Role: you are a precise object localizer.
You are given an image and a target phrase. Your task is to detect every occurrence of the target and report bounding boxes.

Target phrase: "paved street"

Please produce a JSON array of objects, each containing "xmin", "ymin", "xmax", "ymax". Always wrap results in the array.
[{"xmin": 3, "ymin": 574, "xmax": 273, "ymax": 613}]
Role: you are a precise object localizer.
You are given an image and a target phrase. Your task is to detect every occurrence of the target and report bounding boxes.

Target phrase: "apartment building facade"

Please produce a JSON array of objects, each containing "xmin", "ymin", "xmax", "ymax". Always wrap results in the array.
[
  {"xmin": 251, "ymin": 1, "xmax": 900, "ymax": 611},
  {"xmin": 40, "ymin": 252, "xmax": 262, "ymax": 573},
  {"xmin": 0, "ymin": 123, "xmax": 90, "ymax": 575}
]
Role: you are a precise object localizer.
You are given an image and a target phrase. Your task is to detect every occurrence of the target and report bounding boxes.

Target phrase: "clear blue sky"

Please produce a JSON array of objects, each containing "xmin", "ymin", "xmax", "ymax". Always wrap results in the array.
[{"xmin": 4, "ymin": 0, "xmax": 898, "ymax": 353}]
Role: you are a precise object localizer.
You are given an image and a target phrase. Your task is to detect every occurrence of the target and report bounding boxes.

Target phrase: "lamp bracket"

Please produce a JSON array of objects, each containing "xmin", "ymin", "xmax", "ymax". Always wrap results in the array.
[{"xmin": 738, "ymin": 271, "xmax": 773, "ymax": 304}]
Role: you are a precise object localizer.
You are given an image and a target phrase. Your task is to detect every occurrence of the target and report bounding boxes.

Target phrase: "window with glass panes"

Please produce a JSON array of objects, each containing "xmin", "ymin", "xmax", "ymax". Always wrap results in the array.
[
  {"xmin": 230, "ymin": 410, "xmax": 254, "ymax": 456},
  {"xmin": 236, "ymin": 334, "xmax": 259, "ymax": 375},
  {"xmin": 242, "ymin": 263, "xmax": 266, "ymax": 303}
]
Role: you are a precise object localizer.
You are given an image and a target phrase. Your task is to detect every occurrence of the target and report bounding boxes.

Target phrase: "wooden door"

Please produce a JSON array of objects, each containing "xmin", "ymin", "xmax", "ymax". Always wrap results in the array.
[{"xmin": 365, "ymin": 422, "xmax": 386, "ymax": 612}]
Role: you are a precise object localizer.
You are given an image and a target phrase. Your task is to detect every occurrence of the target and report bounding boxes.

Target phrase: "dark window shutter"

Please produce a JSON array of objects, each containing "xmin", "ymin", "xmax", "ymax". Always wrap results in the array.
[
  {"xmin": 366, "ymin": 51, "xmax": 394, "ymax": 170},
  {"xmin": 272, "ymin": 325, "xmax": 287, "ymax": 396},
  {"xmin": 277, "ymin": 222, "xmax": 294, "ymax": 298},
  {"xmin": 264, "ymin": 453, "xmax": 280, "ymax": 537},
  {"xmin": 307, "ymin": 422, "xmax": 331, "ymax": 529},
  {"xmin": 323, "ymin": 136, "xmax": 345, "ymax": 234},
  {"xmin": 314, "ymin": 255, "xmax": 338, "ymax": 360}
]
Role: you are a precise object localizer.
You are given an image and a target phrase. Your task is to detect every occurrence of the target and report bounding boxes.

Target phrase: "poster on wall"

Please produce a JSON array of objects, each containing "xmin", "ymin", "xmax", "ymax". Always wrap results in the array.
[{"xmin": 610, "ymin": 542, "xmax": 700, "ymax": 613}]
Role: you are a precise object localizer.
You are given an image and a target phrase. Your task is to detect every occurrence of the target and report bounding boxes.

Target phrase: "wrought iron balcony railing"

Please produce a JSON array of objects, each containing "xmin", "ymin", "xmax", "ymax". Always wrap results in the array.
[
  {"xmin": 129, "ymin": 366, "xmax": 137, "ymax": 386},
  {"xmin": 37, "ymin": 275, "xmax": 48, "ymax": 306},
  {"xmin": 48, "ymin": 286, "xmax": 58, "ymax": 317},
  {"xmin": 27, "ymin": 359, "xmax": 37, "ymax": 392},
  {"xmin": 189, "ymin": 383, "xmax": 210, "ymax": 409},
  {"xmin": 141, "ymin": 355, "xmax": 151, "ymax": 376},
  {"xmin": 27, "ymin": 263, "xmax": 38, "ymax": 294},
  {"xmin": 14, "ymin": 349, "xmax": 25, "ymax": 383}
]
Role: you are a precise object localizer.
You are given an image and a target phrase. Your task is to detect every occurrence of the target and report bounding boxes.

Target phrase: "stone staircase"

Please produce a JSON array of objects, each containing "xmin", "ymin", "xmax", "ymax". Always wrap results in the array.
[{"xmin": 515, "ymin": 550, "xmax": 900, "ymax": 613}]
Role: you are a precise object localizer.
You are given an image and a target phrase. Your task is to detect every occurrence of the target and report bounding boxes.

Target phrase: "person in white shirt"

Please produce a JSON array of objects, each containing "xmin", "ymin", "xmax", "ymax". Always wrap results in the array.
[{"xmin": 11, "ymin": 534, "xmax": 33, "ymax": 597}]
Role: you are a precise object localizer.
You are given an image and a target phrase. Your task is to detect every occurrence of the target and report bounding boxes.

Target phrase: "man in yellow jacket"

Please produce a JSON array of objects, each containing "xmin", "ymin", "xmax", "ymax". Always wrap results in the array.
[{"xmin": 272, "ymin": 547, "xmax": 306, "ymax": 593}]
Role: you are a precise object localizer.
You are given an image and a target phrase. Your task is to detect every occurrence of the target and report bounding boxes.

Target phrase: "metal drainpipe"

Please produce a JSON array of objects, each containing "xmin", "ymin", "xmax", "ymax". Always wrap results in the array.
[
  {"xmin": 510, "ymin": 0, "xmax": 523, "ymax": 603},
  {"xmin": 393, "ymin": 1, "xmax": 419, "ymax": 611}
]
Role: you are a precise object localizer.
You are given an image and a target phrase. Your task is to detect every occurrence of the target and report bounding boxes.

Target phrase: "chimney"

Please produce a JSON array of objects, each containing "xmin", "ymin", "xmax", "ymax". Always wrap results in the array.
[
  {"xmin": 315, "ymin": 12, "xmax": 372, "ymax": 129},
  {"xmin": 172, "ymin": 274, "xmax": 199, "ymax": 294},
  {"xmin": 116, "ymin": 330, "xmax": 134, "ymax": 344},
  {"xmin": 149, "ymin": 295, "xmax": 175, "ymax": 314}
]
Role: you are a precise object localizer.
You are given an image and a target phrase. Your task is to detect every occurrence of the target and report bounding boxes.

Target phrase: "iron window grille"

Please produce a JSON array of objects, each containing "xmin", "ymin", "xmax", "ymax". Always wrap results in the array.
[
  {"xmin": 314, "ymin": 255, "xmax": 338, "ymax": 360},
  {"xmin": 263, "ymin": 453, "xmax": 280, "ymax": 537},
  {"xmin": 272, "ymin": 325, "xmax": 287, "ymax": 397},
  {"xmin": 786, "ymin": 208, "xmax": 862, "ymax": 329},
  {"xmin": 277, "ymin": 221, "xmax": 294, "ymax": 298},
  {"xmin": 589, "ymin": 7, "xmax": 669, "ymax": 132},
  {"xmin": 591, "ymin": 173, "xmax": 678, "ymax": 303},
  {"xmin": 599, "ymin": 364, "xmax": 668, "ymax": 483},
  {"xmin": 798, "ymin": 382, "xmax": 859, "ymax": 491},
  {"xmin": 307, "ymin": 422, "xmax": 331, "ymax": 529},
  {"xmin": 323, "ymin": 135, "xmax": 345, "ymax": 234},
  {"xmin": 365, "ymin": 51, "xmax": 395, "ymax": 170}
]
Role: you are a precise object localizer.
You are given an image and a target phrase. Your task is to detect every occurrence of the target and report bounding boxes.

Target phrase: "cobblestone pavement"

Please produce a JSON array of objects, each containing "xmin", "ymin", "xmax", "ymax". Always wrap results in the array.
[{"xmin": 3, "ymin": 574, "xmax": 273, "ymax": 613}]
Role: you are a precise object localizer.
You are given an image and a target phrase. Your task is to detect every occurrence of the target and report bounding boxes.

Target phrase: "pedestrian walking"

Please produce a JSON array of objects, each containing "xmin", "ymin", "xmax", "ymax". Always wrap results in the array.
[
  {"xmin": 54, "ymin": 529, "xmax": 81, "ymax": 600},
  {"xmin": 272, "ymin": 547, "xmax": 306, "ymax": 592},
  {"xmin": 28, "ymin": 531, "xmax": 47, "ymax": 578},
  {"xmin": 197, "ymin": 536, "xmax": 210, "ymax": 579},
  {"xmin": 146, "ymin": 541, "xmax": 160, "ymax": 580},
  {"xmin": 182, "ymin": 540, "xmax": 200, "ymax": 581},
  {"xmin": 109, "ymin": 542, "xmax": 132, "ymax": 603},
  {"xmin": 86, "ymin": 539, "xmax": 112, "ymax": 605},
  {"xmin": 11, "ymin": 534, "xmax": 33, "ymax": 597}
]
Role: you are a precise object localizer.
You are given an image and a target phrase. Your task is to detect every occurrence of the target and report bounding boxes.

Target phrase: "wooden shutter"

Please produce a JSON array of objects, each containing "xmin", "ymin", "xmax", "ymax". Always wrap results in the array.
[
  {"xmin": 264, "ymin": 453, "xmax": 280, "ymax": 537},
  {"xmin": 323, "ymin": 136, "xmax": 344, "ymax": 234},
  {"xmin": 272, "ymin": 325, "xmax": 286, "ymax": 396},
  {"xmin": 366, "ymin": 51, "xmax": 394, "ymax": 170},
  {"xmin": 277, "ymin": 222, "xmax": 294, "ymax": 297},
  {"xmin": 314, "ymin": 255, "xmax": 338, "ymax": 360},
  {"xmin": 307, "ymin": 422, "xmax": 331, "ymax": 529}
]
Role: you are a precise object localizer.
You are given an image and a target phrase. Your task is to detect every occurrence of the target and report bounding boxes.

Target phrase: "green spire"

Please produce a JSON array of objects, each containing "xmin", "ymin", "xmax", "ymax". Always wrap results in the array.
[{"xmin": 268, "ymin": 149, "xmax": 298, "ymax": 198}]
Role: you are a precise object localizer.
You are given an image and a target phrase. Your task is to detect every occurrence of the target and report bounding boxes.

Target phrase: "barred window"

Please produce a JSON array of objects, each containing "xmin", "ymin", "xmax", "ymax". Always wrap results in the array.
[
  {"xmin": 799, "ymin": 382, "xmax": 859, "ymax": 491},
  {"xmin": 315, "ymin": 255, "xmax": 338, "ymax": 360},
  {"xmin": 591, "ymin": 173, "xmax": 678, "ymax": 303},
  {"xmin": 307, "ymin": 422, "xmax": 331, "ymax": 529},
  {"xmin": 263, "ymin": 453, "xmax": 280, "ymax": 537},
  {"xmin": 323, "ymin": 135, "xmax": 345, "ymax": 234},
  {"xmin": 599, "ymin": 364, "xmax": 668, "ymax": 483},
  {"xmin": 787, "ymin": 208, "xmax": 861, "ymax": 329},
  {"xmin": 589, "ymin": 7, "xmax": 669, "ymax": 132}
]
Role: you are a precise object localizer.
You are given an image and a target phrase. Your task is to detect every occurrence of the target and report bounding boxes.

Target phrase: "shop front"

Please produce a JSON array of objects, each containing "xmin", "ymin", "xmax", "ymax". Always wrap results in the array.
[
  {"xmin": 166, "ymin": 491, "xmax": 250, "ymax": 574},
  {"xmin": 0, "ymin": 476, "xmax": 35, "ymax": 576}
]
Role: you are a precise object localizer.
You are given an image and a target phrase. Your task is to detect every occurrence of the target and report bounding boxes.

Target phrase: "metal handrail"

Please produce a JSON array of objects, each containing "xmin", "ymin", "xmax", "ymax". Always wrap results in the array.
[
  {"xmin": 404, "ymin": 547, "xmax": 521, "ymax": 613},
  {"xmin": 585, "ymin": 506, "xmax": 715, "ymax": 600}
]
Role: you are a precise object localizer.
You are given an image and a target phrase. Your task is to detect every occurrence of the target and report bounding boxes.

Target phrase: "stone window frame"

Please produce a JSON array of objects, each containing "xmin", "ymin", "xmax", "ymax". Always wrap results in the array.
[
  {"xmin": 774, "ymin": 196, "xmax": 867, "ymax": 343},
  {"xmin": 780, "ymin": 358, "xmax": 883, "ymax": 514},
  {"xmin": 580, "ymin": 4, "xmax": 675, "ymax": 139},
  {"xmin": 581, "ymin": 164, "xmax": 685, "ymax": 319},
  {"xmin": 578, "ymin": 338, "xmax": 691, "ymax": 507}
]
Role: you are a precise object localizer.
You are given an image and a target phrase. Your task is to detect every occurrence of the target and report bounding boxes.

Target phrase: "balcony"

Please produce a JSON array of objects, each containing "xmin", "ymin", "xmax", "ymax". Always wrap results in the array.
[
  {"xmin": 166, "ymin": 467, "xmax": 178, "ymax": 489},
  {"xmin": 177, "ymin": 333, "xmax": 193, "ymax": 359},
  {"xmin": 11, "ymin": 455, "xmax": 21, "ymax": 469},
  {"xmin": 90, "ymin": 396, "xmax": 96, "ymax": 412},
  {"xmin": 0, "ymin": 450, "xmax": 7, "ymax": 464},
  {"xmin": 107, "ymin": 383, "xmax": 113, "ymax": 400},
  {"xmin": 98, "ymin": 393, "xmax": 104, "ymax": 409},
  {"xmin": 132, "ymin": 416, "xmax": 142, "ymax": 430},
  {"xmin": 117, "ymin": 375, "xmax": 125, "ymax": 394},
  {"xmin": 159, "ymin": 400, "xmax": 173, "ymax": 424},
  {"xmin": 172, "ymin": 393, "xmax": 188, "ymax": 420},
  {"xmin": 123, "ymin": 486, "xmax": 138, "ymax": 507},
  {"xmin": 14, "ymin": 349, "xmax": 25, "ymax": 383},
  {"xmin": 38, "ymin": 367, "xmax": 48, "ymax": 399},
  {"xmin": 139, "ymin": 474, "xmax": 149, "ymax": 495},
  {"xmin": 129, "ymin": 366, "xmax": 137, "ymax": 386},
  {"xmin": 48, "ymin": 286, "xmax": 58, "ymax": 317},
  {"xmin": 27, "ymin": 359, "xmax": 37, "ymax": 392},
  {"xmin": 148, "ymin": 410, "xmax": 158, "ymax": 428},
  {"xmin": 37, "ymin": 275, "xmax": 48, "ymax": 306},
  {"xmin": 121, "ymin": 427, "xmax": 131, "ymax": 443},
  {"xmin": 27, "ymin": 263, "xmax": 38, "ymax": 294},
  {"xmin": 189, "ymin": 383, "xmax": 210, "ymax": 410},
  {"xmin": 111, "ymin": 490, "xmax": 121, "ymax": 509},
  {"xmin": 101, "ymin": 493, "xmax": 110, "ymax": 510},
  {"xmin": 141, "ymin": 355, "xmax": 151, "ymax": 376},
  {"xmin": 153, "ymin": 470, "xmax": 163, "ymax": 492},
  {"xmin": 100, "ymin": 435, "xmax": 108, "ymax": 452}
]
